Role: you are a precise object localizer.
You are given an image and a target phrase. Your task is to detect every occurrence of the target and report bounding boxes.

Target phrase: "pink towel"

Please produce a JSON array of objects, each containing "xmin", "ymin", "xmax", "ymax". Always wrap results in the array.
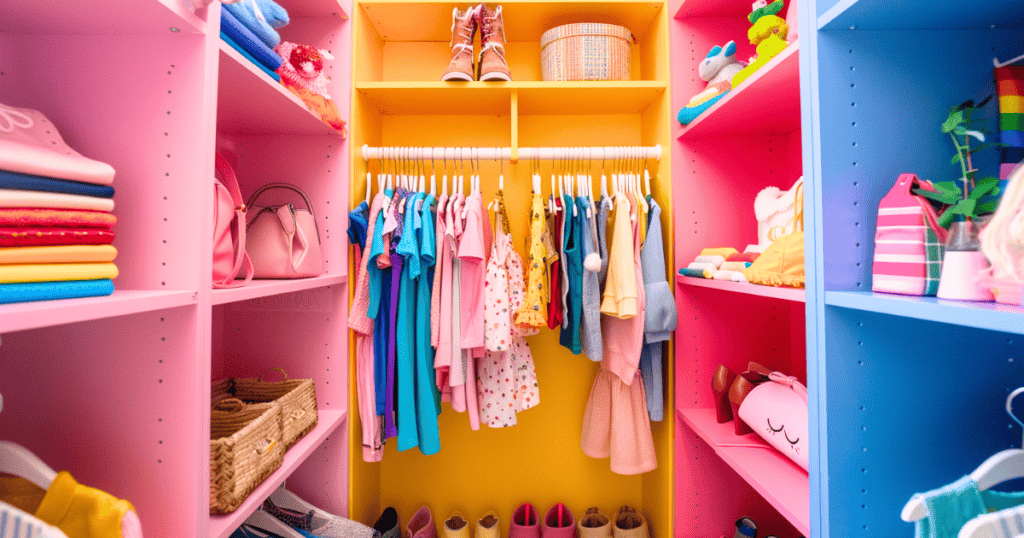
[
  {"xmin": 0, "ymin": 189, "xmax": 114, "ymax": 212},
  {"xmin": 0, "ymin": 102, "xmax": 115, "ymax": 185},
  {"xmin": 0, "ymin": 208, "xmax": 116, "ymax": 229}
]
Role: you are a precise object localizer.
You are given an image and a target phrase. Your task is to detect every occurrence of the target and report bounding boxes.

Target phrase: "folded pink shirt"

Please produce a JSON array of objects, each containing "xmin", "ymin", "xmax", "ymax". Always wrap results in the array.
[{"xmin": 0, "ymin": 102, "xmax": 115, "ymax": 185}]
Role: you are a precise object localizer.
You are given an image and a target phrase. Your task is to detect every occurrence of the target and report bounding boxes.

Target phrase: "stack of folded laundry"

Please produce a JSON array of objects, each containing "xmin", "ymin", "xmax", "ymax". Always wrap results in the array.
[
  {"xmin": 679, "ymin": 248, "xmax": 760, "ymax": 282},
  {"xmin": 0, "ymin": 102, "xmax": 118, "ymax": 304},
  {"xmin": 220, "ymin": 0, "xmax": 290, "ymax": 81}
]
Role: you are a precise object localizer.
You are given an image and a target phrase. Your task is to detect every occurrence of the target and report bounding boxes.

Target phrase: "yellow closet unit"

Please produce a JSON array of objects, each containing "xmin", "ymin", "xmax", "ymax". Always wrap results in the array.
[{"xmin": 348, "ymin": 1, "xmax": 674, "ymax": 534}]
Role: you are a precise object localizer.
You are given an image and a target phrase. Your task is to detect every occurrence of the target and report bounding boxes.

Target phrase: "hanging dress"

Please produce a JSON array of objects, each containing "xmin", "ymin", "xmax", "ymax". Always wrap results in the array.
[
  {"xmin": 383, "ymin": 188, "xmax": 409, "ymax": 440},
  {"xmin": 415, "ymin": 192, "xmax": 441, "ymax": 454},
  {"xmin": 579, "ymin": 196, "xmax": 603, "ymax": 362},
  {"xmin": 547, "ymin": 196, "xmax": 564, "ymax": 330},
  {"xmin": 479, "ymin": 195, "xmax": 539, "ymax": 427},
  {"xmin": 560, "ymin": 194, "xmax": 583, "ymax": 354},
  {"xmin": 639, "ymin": 198, "xmax": 676, "ymax": 422},
  {"xmin": 396, "ymin": 192, "xmax": 423, "ymax": 451},
  {"xmin": 436, "ymin": 192, "xmax": 462, "ymax": 399},
  {"xmin": 514, "ymin": 187, "xmax": 548, "ymax": 329},
  {"xmin": 367, "ymin": 189, "xmax": 393, "ymax": 418},
  {"xmin": 430, "ymin": 193, "xmax": 448, "ymax": 351}
]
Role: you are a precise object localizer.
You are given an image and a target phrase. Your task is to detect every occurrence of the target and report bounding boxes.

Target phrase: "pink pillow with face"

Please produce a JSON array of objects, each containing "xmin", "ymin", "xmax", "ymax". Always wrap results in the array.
[{"xmin": 738, "ymin": 372, "xmax": 808, "ymax": 471}]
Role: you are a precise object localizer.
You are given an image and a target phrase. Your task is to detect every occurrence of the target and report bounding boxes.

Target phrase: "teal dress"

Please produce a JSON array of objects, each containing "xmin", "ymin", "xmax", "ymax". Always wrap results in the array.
[
  {"xmin": 910, "ymin": 475, "xmax": 1024, "ymax": 538},
  {"xmin": 395, "ymin": 193, "xmax": 423, "ymax": 451},
  {"xmin": 414, "ymin": 193, "xmax": 441, "ymax": 455},
  {"xmin": 559, "ymin": 195, "xmax": 583, "ymax": 354}
]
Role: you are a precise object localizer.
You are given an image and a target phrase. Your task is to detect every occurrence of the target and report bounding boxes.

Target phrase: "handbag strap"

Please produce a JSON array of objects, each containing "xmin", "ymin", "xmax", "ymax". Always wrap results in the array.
[
  {"xmin": 768, "ymin": 372, "xmax": 808, "ymax": 404},
  {"xmin": 214, "ymin": 153, "xmax": 254, "ymax": 288},
  {"xmin": 246, "ymin": 183, "xmax": 315, "ymax": 213}
]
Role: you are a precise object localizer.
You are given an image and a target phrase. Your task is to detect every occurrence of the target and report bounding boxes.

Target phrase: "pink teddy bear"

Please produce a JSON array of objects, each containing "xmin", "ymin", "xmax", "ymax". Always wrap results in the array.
[{"xmin": 274, "ymin": 41, "xmax": 334, "ymax": 100}]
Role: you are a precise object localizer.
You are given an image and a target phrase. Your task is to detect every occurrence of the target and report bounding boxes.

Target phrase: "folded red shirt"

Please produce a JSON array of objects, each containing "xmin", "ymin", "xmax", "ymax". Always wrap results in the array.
[
  {"xmin": 0, "ymin": 208, "xmax": 116, "ymax": 229},
  {"xmin": 0, "ymin": 227, "xmax": 115, "ymax": 246}
]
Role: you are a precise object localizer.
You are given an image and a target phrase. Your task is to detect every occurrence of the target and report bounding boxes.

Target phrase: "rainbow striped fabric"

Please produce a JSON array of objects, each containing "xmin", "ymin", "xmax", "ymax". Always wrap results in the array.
[{"xmin": 997, "ymin": 66, "xmax": 1024, "ymax": 151}]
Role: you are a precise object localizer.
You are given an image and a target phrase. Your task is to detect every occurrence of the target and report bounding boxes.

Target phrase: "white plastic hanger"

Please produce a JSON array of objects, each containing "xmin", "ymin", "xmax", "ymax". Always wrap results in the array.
[
  {"xmin": 995, "ymin": 52, "xmax": 1024, "ymax": 68},
  {"xmin": 245, "ymin": 508, "xmax": 309, "ymax": 538},
  {"xmin": 644, "ymin": 168, "xmax": 652, "ymax": 199},
  {"xmin": 458, "ymin": 148, "xmax": 465, "ymax": 196},
  {"xmin": 441, "ymin": 151, "xmax": 449, "ymax": 198},
  {"xmin": 0, "ymin": 441, "xmax": 57, "ymax": 490},
  {"xmin": 904, "ymin": 388, "xmax": 1024, "ymax": 524},
  {"xmin": 365, "ymin": 171, "xmax": 372, "ymax": 204},
  {"xmin": 429, "ymin": 155, "xmax": 437, "ymax": 198}
]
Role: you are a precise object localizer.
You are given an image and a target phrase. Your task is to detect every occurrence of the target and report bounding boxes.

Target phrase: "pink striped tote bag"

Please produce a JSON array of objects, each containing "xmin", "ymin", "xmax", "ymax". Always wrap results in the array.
[{"xmin": 872, "ymin": 173, "xmax": 949, "ymax": 296}]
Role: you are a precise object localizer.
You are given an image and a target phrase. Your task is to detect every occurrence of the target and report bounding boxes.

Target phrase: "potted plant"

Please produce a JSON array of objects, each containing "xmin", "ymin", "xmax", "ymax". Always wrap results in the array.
[{"xmin": 913, "ymin": 97, "xmax": 1004, "ymax": 301}]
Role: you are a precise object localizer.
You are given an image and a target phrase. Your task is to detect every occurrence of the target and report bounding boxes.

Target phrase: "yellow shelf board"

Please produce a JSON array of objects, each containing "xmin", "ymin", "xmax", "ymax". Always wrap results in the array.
[
  {"xmin": 359, "ymin": 0, "xmax": 664, "ymax": 41},
  {"xmin": 356, "ymin": 80, "xmax": 666, "ymax": 115}
]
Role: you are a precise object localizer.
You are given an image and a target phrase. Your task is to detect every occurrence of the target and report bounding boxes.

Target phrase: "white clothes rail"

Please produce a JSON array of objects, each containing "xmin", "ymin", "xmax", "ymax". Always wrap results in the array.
[{"xmin": 361, "ymin": 145, "xmax": 662, "ymax": 162}]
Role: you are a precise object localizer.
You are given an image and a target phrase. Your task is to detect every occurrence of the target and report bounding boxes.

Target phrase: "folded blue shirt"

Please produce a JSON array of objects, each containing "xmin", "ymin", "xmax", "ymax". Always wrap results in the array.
[
  {"xmin": 0, "ymin": 169, "xmax": 114, "ymax": 199},
  {"xmin": 221, "ymin": 7, "xmax": 283, "ymax": 72},
  {"xmin": 221, "ymin": 32, "xmax": 281, "ymax": 82},
  {"xmin": 0, "ymin": 279, "xmax": 114, "ymax": 304},
  {"xmin": 222, "ymin": 0, "xmax": 287, "ymax": 49}
]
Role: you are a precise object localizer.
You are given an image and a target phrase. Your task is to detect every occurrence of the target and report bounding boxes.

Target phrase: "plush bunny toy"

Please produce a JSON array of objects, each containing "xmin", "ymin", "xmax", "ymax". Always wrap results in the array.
[
  {"xmin": 677, "ymin": 41, "xmax": 746, "ymax": 125},
  {"xmin": 275, "ymin": 41, "xmax": 335, "ymax": 100}
]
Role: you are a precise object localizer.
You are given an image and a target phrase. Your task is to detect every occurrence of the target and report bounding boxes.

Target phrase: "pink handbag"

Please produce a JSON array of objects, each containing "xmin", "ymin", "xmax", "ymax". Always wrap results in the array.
[
  {"xmin": 213, "ymin": 152, "xmax": 254, "ymax": 288},
  {"xmin": 738, "ymin": 372, "xmax": 808, "ymax": 471},
  {"xmin": 872, "ymin": 173, "xmax": 948, "ymax": 296},
  {"xmin": 245, "ymin": 183, "xmax": 324, "ymax": 279}
]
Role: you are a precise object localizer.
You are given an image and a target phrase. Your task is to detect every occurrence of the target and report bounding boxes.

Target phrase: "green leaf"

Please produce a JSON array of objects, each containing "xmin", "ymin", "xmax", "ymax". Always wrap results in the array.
[
  {"xmin": 951, "ymin": 153, "xmax": 964, "ymax": 166},
  {"xmin": 968, "ymin": 178, "xmax": 999, "ymax": 200},
  {"xmin": 979, "ymin": 200, "xmax": 1001, "ymax": 214},
  {"xmin": 939, "ymin": 210, "xmax": 956, "ymax": 229},
  {"xmin": 943, "ymin": 109, "xmax": 965, "ymax": 133},
  {"xmin": 933, "ymin": 181, "xmax": 960, "ymax": 194},
  {"xmin": 950, "ymin": 199, "xmax": 977, "ymax": 216},
  {"xmin": 954, "ymin": 124, "xmax": 968, "ymax": 136},
  {"xmin": 914, "ymin": 187, "xmax": 960, "ymax": 205},
  {"xmin": 968, "ymin": 143, "xmax": 998, "ymax": 154}
]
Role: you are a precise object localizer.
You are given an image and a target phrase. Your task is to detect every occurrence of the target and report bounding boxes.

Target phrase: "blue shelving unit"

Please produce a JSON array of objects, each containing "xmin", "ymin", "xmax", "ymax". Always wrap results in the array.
[{"xmin": 802, "ymin": 0, "xmax": 1024, "ymax": 536}]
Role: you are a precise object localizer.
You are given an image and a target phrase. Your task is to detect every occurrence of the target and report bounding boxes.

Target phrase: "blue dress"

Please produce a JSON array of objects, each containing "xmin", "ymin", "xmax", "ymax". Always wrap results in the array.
[
  {"xmin": 559, "ymin": 195, "xmax": 583, "ymax": 354},
  {"xmin": 395, "ymin": 193, "xmax": 422, "ymax": 451},
  {"xmin": 415, "ymin": 193, "xmax": 441, "ymax": 455},
  {"xmin": 368, "ymin": 190, "xmax": 393, "ymax": 417}
]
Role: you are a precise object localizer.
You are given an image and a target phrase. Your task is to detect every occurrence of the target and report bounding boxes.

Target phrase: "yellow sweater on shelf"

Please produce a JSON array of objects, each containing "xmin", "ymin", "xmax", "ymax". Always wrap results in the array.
[{"xmin": 0, "ymin": 263, "xmax": 118, "ymax": 283}]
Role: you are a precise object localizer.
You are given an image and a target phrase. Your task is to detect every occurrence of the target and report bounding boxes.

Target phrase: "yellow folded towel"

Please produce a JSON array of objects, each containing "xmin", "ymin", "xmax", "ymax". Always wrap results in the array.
[
  {"xmin": 0, "ymin": 263, "xmax": 118, "ymax": 283},
  {"xmin": 0, "ymin": 245, "xmax": 117, "ymax": 265},
  {"xmin": 700, "ymin": 247, "xmax": 739, "ymax": 258}
]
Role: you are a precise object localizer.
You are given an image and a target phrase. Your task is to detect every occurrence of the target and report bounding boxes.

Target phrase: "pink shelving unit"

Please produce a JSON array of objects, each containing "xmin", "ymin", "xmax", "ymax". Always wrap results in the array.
[
  {"xmin": 671, "ymin": 1, "xmax": 807, "ymax": 535},
  {"xmin": 0, "ymin": 0, "xmax": 352, "ymax": 536},
  {"xmin": 676, "ymin": 274, "xmax": 806, "ymax": 302}
]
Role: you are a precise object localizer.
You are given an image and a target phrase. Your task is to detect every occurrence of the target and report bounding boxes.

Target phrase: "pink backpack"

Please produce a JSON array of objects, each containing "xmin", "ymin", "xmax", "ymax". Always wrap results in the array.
[{"xmin": 872, "ymin": 173, "xmax": 948, "ymax": 296}]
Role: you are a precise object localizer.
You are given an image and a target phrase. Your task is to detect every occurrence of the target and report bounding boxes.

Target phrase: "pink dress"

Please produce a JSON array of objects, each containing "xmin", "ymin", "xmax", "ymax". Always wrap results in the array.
[
  {"xmin": 459, "ymin": 192, "xmax": 490, "ymax": 350},
  {"xmin": 348, "ymin": 192, "xmax": 386, "ymax": 335},
  {"xmin": 430, "ymin": 194, "xmax": 448, "ymax": 349},
  {"xmin": 478, "ymin": 231, "xmax": 539, "ymax": 428},
  {"xmin": 581, "ymin": 212, "xmax": 656, "ymax": 475}
]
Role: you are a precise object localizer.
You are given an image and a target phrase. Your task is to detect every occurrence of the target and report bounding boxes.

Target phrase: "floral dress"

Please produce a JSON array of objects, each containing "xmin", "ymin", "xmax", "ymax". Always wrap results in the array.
[
  {"xmin": 513, "ymin": 189, "xmax": 548, "ymax": 329},
  {"xmin": 479, "ymin": 218, "xmax": 540, "ymax": 428}
]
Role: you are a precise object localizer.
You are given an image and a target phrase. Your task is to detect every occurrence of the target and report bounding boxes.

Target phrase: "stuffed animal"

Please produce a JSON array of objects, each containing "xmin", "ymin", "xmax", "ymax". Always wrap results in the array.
[
  {"xmin": 730, "ymin": 0, "xmax": 790, "ymax": 88},
  {"xmin": 677, "ymin": 41, "xmax": 746, "ymax": 125},
  {"xmin": 275, "ymin": 41, "xmax": 335, "ymax": 100}
]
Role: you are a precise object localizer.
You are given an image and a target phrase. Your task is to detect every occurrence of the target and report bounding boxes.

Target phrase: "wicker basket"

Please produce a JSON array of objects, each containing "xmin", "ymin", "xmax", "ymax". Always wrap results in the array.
[
  {"xmin": 540, "ymin": 23, "xmax": 634, "ymax": 81},
  {"xmin": 209, "ymin": 398, "xmax": 284, "ymax": 514},
  {"xmin": 213, "ymin": 368, "xmax": 318, "ymax": 450}
]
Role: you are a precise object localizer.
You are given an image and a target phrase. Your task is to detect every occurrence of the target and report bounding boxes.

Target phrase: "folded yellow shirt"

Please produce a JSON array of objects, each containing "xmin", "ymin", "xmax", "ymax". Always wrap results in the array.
[
  {"xmin": 0, "ymin": 245, "xmax": 117, "ymax": 265},
  {"xmin": 0, "ymin": 262, "xmax": 118, "ymax": 283}
]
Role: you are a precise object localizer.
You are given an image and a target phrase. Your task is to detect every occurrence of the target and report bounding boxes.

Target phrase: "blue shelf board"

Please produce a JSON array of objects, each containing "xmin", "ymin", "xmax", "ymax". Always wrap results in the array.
[
  {"xmin": 818, "ymin": 0, "xmax": 1024, "ymax": 30},
  {"xmin": 826, "ymin": 291, "xmax": 1024, "ymax": 335}
]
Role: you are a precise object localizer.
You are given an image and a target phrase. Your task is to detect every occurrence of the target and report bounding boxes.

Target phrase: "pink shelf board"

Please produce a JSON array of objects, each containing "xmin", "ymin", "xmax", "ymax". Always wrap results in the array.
[
  {"xmin": 0, "ymin": 290, "xmax": 197, "ymax": 334},
  {"xmin": 674, "ymin": 0, "xmax": 753, "ymax": 19},
  {"xmin": 678, "ymin": 408, "xmax": 810, "ymax": 536},
  {"xmin": 217, "ymin": 41, "xmax": 340, "ymax": 136},
  {"xmin": 677, "ymin": 43, "xmax": 800, "ymax": 139},
  {"xmin": 209, "ymin": 409, "xmax": 348, "ymax": 538},
  {"xmin": 277, "ymin": 0, "xmax": 349, "ymax": 19},
  {"xmin": 212, "ymin": 274, "xmax": 348, "ymax": 305},
  {"xmin": 676, "ymin": 274, "xmax": 805, "ymax": 302},
  {"xmin": 0, "ymin": 0, "xmax": 205, "ymax": 35}
]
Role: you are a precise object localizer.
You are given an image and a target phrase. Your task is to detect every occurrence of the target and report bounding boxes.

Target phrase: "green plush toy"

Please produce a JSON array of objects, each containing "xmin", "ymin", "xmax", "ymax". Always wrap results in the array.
[{"xmin": 730, "ymin": 0, "xmax": 790, "ymax": 88}]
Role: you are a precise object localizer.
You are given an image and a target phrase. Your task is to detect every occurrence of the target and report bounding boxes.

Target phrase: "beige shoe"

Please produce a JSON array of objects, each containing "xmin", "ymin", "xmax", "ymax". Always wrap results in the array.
[
  {"xmin": 477, "ymin": 512, "xmax": 501, "ymax": 538},
  {"xmin": 443, "ymin": 513, "xmax": 471, "ymax": 538},
  {"xmin": 442, "ymin": 6, "xmax": 479, "ymax": 81},
  {"xmin": 477, "ymin": 4, "xmax": 511, "ymax": 81},
  {"xmin": 577, "ymin": 508, "xmax": 612, "ymax": 538},
  {"xmin": 612, "ymin": 507, "xmax": 648, "ymax": 538}
]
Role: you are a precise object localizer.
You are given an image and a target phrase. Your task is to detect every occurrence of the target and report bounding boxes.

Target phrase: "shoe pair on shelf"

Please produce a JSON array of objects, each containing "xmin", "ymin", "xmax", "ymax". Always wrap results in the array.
[
  {"xmin": 233, "ymin": 486, "xmax": 380, "ymax": 538},
  {"xmin": 712, "ymin": 362, "xmax": 773, "ymax": 435},
  {"xmin": 441, "ymin": 4, "xmax": 511, "ymax": 82}
]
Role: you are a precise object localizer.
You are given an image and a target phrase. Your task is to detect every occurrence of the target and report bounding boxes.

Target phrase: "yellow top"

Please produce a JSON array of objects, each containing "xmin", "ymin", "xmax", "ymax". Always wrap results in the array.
[
  {"xmin": 600, "ymin": 196, "xmax": 638, "ymax": 318},
  {"xmin": 0, "ymin": 263, "xmax": 118, "ymax": 284},
  {"xmin": 744, "ymin": 232, "xmax": 805, "ymax": 288},
  {"xmin": 35, "ymin": 471, "xmax": 140, "ymax": 538},
  {"xmin": 514, "ymin": 191, "xmax": 548, "ymax": 329},
  {"xmin": 0, "ymin": 245, "xmax": 117, "ymax": 265}
]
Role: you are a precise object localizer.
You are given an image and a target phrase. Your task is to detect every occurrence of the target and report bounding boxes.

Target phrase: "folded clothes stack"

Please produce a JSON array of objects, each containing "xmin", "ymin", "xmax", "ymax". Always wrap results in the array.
[
  {"xmin": 0, "ymin": 102, "xmax": 119, "ymax": 304},
  {"xmin": 220, "ymin": 0, "xmax": 290, "ymax": 81}
]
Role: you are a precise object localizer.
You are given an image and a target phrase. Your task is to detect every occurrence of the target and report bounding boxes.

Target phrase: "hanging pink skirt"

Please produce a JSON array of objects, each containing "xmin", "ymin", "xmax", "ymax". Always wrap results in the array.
[{"xmin": 580, "ymin": 369, "xmax": 657, "ymax": 475}]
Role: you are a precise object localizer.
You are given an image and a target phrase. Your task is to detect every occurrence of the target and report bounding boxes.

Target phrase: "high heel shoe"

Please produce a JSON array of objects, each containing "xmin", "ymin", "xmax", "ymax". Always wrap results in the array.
[
  {"xmin": 728, "ymin": 375, "xmax": 756, "ymax": 436},
  {"xmin": 712, "ymin": 365, "xmax": 737, "ymax": 423},
  {"xmin": 734, "ymin": 517, "xmax": 757, "ymax": 538}
]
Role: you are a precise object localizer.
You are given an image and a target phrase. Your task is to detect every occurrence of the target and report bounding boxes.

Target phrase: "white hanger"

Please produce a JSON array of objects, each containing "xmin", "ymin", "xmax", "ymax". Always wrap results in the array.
[
  {"xmin": 0, "ymin": 441, "xmax": 58, "ymax": 490},
  {"xmin": 905, "ymin": 388, "xmax": 1024, "ymax": 524},
  {"xmin": 386, "ymin": 148, "xmax": 393, "ymax": 192},
  {"xmin": 458, "ymin": 148, "xmax": 465, "ymax": 196},
  {"xmin": 365, "ymin": 171, "xmax": 372, "ymax": 204},
  {"xmin": 245, "ymin": 508, "xmax": 309, "ymax": 538},
  {"xmin": 550, "ymin": 170, "xmax": 558, "ymax": 212},
  {"xmin": 644, "ymin": 168, "xmax": 652, "ymax": 199},
  {"xmin": 995, "ymin": 52, "xmax": 1024, "ymax": 68},
  {"xmin": 429, "ymin": 154, "xmax": 437, "ymax": 198},
  {"xmin": 442, "ymin": 150, "xmax": 449, "ymax": 198}
]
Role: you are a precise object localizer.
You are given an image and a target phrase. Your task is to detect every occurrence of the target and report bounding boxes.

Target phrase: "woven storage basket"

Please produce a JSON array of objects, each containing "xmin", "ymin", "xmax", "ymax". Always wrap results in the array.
[
  {"xmin": 540, "ymin": 23, "xmax": 634, "ymax": 81},
  {"xmin": 209, "ymin": 398, "xmax": 284, "ymax": 514},
  {"xmin": 213, "ymin": 368, "xmax": 318, "ymax": 450}
]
